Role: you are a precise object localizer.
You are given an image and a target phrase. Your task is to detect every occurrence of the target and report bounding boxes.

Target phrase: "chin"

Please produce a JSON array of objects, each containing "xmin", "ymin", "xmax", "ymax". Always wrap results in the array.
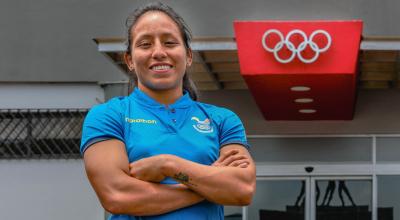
[{"xmin": 145, "ymin": 81, "xmax": 181, "ymax": 91}]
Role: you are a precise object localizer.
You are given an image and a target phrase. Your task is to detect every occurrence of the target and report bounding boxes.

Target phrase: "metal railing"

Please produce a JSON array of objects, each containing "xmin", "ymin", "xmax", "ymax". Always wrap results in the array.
[{"xmin": 0, "ymin": 109, "xmax": 88, "ymax": 159}]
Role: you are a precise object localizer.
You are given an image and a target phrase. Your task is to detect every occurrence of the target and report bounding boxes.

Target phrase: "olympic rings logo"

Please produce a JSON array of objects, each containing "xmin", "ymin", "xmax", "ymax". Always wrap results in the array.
[{"xmin": 262, "ymin": 29, "xmax": 332, "ymax": 64}]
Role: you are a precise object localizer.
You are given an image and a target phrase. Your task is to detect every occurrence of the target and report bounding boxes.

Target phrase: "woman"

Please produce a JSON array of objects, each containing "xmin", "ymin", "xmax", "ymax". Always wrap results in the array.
[{"xmin": 81, "ymin": 2, "xmax": 256, "ymax": 219}]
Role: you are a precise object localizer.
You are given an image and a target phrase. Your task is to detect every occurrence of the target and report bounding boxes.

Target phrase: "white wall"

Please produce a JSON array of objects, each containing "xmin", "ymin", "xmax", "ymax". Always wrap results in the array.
[
  {"xmin": 0, "ymin": 83, "xmax": 106, "ymax": 219},
  {"xmin": 0, "ymin": 83, "xmax": 104, "ymax": 109},
  {"xmin": 0, "ymin": 159, "xmax": 104, "ymax": 220}
]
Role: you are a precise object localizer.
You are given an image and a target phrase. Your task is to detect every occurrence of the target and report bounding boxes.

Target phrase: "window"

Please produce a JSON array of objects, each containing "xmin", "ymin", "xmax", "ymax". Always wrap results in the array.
[{"xmin": 0, "ymin": 109, "xmax": 87, "ymax": 159}]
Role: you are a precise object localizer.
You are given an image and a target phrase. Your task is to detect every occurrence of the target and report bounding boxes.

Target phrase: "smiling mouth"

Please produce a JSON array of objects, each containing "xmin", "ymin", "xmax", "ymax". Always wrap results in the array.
[{"xmin": 150, "ymin": 65, "xmax": 173, "ymax": 71}]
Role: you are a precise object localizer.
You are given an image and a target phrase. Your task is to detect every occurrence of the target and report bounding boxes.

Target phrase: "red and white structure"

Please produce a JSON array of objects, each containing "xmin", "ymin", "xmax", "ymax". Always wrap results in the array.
[{"xmin": 234, "ymin": 20, "xmax": 363, "ymax": 120}]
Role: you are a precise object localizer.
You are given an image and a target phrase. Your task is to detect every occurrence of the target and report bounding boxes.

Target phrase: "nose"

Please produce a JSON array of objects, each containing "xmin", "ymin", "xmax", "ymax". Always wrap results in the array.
[{"xmin": 152, "ymin": 41, "xmax": 167, "ymax": 60}]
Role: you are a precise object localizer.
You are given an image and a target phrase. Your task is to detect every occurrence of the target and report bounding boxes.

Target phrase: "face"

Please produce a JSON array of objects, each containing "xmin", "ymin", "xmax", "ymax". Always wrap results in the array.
[{"xmin": 125, "ymin": 11, "xmax": 192, "ymax": 93}]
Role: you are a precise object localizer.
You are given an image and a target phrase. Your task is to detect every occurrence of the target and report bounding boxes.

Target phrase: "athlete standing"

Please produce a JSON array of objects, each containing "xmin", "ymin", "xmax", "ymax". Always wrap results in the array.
[{"xmin": 81, "ymin": 2, "xmax": 256, "ymax": 219}]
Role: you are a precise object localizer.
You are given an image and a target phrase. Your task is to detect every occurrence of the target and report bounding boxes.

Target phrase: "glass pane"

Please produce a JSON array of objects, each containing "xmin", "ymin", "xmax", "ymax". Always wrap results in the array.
[
  {"xmin": 248, "ymin": 180, "xmax": 305, "ymax": 220},
  {"xmin": 376, "ymin": 137, "xmax": 400, "ymax": 163},
  {"xmin": 378, "ymin": 176, "xmax": 400, "ymax": 220},
  {"xmin": 248, "ymin": 137, "xmax": 371, "ymax": 163},
  {"xmin": 315, "ymin": 179, "xmax": 372, "ymax": 220},
  {"xmin": 225, "ymin": 206, "xmax": 242, "ymax": 220}
]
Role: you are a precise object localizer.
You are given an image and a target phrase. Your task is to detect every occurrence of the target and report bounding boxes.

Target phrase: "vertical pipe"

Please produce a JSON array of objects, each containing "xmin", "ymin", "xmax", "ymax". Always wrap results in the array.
[
  {"xmin": 309, "ymin": 178, "xmax": 315, "ymax": 220},
  {"xmin": 372, "ymin": 135, "xmax": 377, "ymax": 220},
  {"xmin": 242, "ymin": 206, "xmax": 248, "ymax": 220}
]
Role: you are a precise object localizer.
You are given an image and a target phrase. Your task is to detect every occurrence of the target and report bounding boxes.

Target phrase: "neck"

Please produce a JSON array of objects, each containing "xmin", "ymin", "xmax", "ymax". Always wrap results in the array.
[{"xmin": 138, "ymin": 86, "xmax": 183, "ymax": 105}]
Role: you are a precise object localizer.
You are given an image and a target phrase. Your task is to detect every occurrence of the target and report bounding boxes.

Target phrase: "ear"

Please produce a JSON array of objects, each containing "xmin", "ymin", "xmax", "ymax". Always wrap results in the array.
[
  {"xmin": 186, "ymin": 48, "xmax": 193, "ymax": 67},
  {"xmin": 124, "ymin": 52, "xmax": 134, "ymax": 71}
]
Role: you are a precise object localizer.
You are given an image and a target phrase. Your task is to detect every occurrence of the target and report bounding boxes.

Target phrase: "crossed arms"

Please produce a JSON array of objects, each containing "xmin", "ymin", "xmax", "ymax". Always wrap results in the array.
[{"xmin": 83, "ymin": 139, "xmax": 256, "ymax": 216}]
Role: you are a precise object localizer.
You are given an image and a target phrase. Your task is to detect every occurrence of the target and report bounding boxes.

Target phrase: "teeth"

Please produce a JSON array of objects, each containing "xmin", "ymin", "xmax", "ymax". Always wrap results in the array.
[{"xmin": 152, "ymin": 65, "xmax": 171, "ymax": 70}]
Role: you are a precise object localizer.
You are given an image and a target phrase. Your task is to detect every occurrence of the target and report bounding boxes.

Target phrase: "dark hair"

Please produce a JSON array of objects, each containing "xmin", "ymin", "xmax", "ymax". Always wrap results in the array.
[{"xmin": 125, "ymin": 2, "xmax": 198, "ymax": 100}]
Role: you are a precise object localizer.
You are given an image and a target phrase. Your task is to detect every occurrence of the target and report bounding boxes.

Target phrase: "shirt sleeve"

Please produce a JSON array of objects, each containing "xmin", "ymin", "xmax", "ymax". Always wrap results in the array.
[
  {"xmin": 80, "ymin": 101, "xmax": 124, "ymax": 155},
  {"xmin": 218, "ymin": 109, "xmax": 250, "ymax": 149}
]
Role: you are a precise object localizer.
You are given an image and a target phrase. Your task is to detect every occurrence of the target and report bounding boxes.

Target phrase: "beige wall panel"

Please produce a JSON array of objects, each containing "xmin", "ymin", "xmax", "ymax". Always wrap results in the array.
[
  {"xmin": 360, "ymin": 72, "xmax": 396, "ymax": 81},
  {"xmin": 195, "ymin": 82, "xmax": 219, "ymax": 90},
  {"xmin": 361, "ymin": 51, "xmax": 398, "ymax": 62},
  {"xmin": 361, "ymin": 62, "xmax": 396, "ymax": 72},
  {"xmin": 211, "ymin": 63, "xmax": 240, "ymax": 72},
  {"xmin": 361, "ymin": 81, "xmax": 390, "ymax": 89},
  {"xmin": 203, "ymin": 51, "xmax": 239, "ymax": 62},
  {"xmin": 190, "ymin": 63, "xmax": 207, "ymax": 73},
  {"xmin": 223, "ymin": 81, "xmax": 248, "ymax": 90},
  {"xmin": 217, "ymin": 72, "xmax": 244, "ymax": 82},
  {"xmin": 188, "ymin": 72, "xmax": 214, "ymax": 82}
]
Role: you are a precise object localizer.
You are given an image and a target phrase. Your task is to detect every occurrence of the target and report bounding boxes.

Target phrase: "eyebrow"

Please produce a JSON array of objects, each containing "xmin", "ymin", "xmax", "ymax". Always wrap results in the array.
[
  {"xmin": 134, "ymin": 32, "xmax": 180, "ymax": 41},
  {"xmin": 135, "ymin": 32, "xmax": 178, "ymax": 43}
]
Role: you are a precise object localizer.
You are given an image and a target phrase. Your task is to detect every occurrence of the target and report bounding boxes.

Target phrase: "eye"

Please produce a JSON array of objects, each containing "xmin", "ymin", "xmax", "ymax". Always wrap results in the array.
[
  {"xmin": 140, "ymin": 43, "xmax": 151, "ymax": 48},
  {"xmin": 165, "ymin": 41, "xmax": 178, "ymax": 47},
  {"xmin": 137, "ymin": 41, "xmax": 151, "ymax": 48}
]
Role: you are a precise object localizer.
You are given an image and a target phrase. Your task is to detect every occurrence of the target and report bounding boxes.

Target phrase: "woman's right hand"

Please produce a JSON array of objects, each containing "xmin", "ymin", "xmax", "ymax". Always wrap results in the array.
[
  {"xmin": 212, "ymin": 149, "xmax": 250, "ymax": 168},
  {"xmin": 129, "ymin": 155, "xmax": 169, "ymax": 183}
]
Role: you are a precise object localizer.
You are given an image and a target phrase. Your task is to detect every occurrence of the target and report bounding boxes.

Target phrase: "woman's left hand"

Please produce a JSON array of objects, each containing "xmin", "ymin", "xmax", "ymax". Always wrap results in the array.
[{"xmin": 129, "ymin": 155, "xmax": 169, "ymax": 183}]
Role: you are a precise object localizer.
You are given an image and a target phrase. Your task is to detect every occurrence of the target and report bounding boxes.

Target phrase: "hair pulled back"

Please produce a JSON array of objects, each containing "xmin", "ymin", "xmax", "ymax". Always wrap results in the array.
[{"xmin": 125, "ymin": 2, "xmax": 198, "ymax": 100}]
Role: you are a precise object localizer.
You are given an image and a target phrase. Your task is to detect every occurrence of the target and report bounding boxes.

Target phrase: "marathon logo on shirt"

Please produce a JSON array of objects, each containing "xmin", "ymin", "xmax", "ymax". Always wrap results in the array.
[
  {"xmin": 191, "ymin": 117, "xmax": 213, "ymax": 133},
  {"xmin": 125, "ymin": 117, "xmax": 157, "ymax": 124}
]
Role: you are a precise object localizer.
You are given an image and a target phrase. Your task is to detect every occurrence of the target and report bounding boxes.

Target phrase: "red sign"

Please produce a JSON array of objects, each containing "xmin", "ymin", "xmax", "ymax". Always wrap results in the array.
[{"xmin": 234, "ymin": 20, "xmax": 363, "ymax": 120}]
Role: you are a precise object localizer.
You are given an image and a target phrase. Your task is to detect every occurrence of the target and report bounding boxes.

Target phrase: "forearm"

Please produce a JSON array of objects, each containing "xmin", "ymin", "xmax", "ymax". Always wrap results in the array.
[
  {"xmin": 162, "ymin": 155, "xmax": 255, "ymax": 206},
  {"xmin": 83, "ymin": 140, "xmax": 204, "ymax": 217},
  {"xmin": 99, "ymin": 173, "xmax": 204, "ymax": 216}
]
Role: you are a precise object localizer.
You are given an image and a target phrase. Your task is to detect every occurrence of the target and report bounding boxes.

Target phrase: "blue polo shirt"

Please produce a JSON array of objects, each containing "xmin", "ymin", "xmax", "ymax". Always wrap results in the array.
[{"xmin": 81, "ymin": 88, "xmax": 249, "ymax": 220}]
